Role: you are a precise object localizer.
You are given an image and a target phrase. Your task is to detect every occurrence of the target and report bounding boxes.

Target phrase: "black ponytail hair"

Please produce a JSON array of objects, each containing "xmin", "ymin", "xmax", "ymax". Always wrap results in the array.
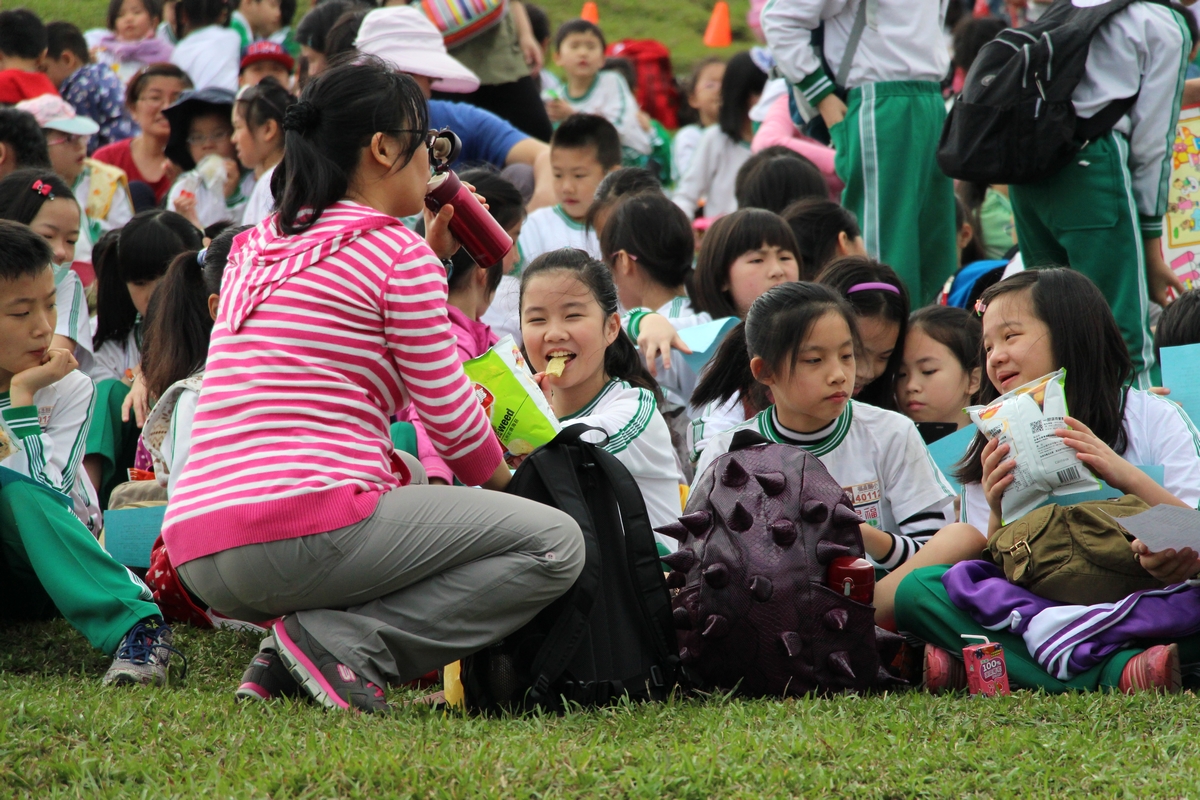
[
  {"xmin": 734, "ymin": 146, "xmax": 827, "ymax": 214},
  {"xmin": 584, "ymin": 166, "xmax": 661, "ymax": 232},
  {"xmin": 816, "ymin": 256, "xmax": 909, "ymax": 411},
  {"xmin": 780, "ymin": 198, "xmax": 861, "ymax": 280},
  {"xmin": 692, "ymin": 281, "xmax": 859, "ymax": 414},
  {"xmin": 599, "ymin": 192, "xmax": 695, "ymax": 296},
  {"xmin": 692, "ymin": 208, "xmax": 798, "ymax": 318},
  {"xmin": 519, "ymin": 247, "xmax": 663, "ymax": 406},
  {"xmin": 907, "ymin": 305, "xmax": 982, "ymax": 377},
  {"xmin": 956, "ymin": 268, "xmax": 1133, "ymax": 486},
  {"xmin": 0, "ymin": 168, "xmax": 77, "ymax": 227},
  {"xmin": 718, "ymin": 50, "xmax": 766, "ymax": 145},
  {"xmin": 94, "ymin": 210, "xmax": 202, "ymax": 350},
  {"xmin": 1155, "ymin": 288, "xmax": 1200, "ymax": 364},
  {"xmin": 141, "ymin": 224, "xmax": 248, "ymax": 398},
  {"xmin": 236, "ymin": 76, "xmax": 296, "ymax": 134},
  {"xmin": 276, "ymin": 56, "xmax": 429, "ymax": 235}
]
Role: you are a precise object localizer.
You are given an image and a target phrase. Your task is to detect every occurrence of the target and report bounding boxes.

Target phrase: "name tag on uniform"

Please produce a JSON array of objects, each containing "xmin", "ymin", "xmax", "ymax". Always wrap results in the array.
[{"xmin": 845, "ymin": 480, "xmax": 882, "ymax": 527}]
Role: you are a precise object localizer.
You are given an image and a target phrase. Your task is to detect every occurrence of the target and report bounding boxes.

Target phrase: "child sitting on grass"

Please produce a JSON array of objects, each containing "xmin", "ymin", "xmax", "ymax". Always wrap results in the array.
[
  {"xmin": 544, "ymin": 20, "xmax": 650, "ymax": 165},
  {"xmin": 404, "ymin": 168, "xmax": 526, "ymax": 485},
  {"xmin": 896, "ymin": 269, "xmax": 1200, "ymax": 693},
  {"xmin": 231, "ymin": 77, "xmax": 293, "ymax": 226},
  {"xmin": 170, "ymin": 0, "xmax": 242, "ymax": 93},
  {"xmin": 86, "ymin": 210, "xmax": 203, "ymax": 503},
  {"xmin": 89, "ymin": 0, "xmax": 174, "ymax": 87},
  {"xmin": 0, "ymin": 9, "xmax": 58, "ymax": 105},
  {"xmin": 520, "ymin": 247, "xmax": 684, "ymax": 552},
  {"xmin": 43, "ymin": 22, "xmax": 137, "ymax": 154},
  {"xmin": 895, "ymin": 305, "xmax": 982, "ymax": 433},
  {"xmin": 0, "ymin": 219, "xmax": 180, "ymax": 687},
  {"xmin": 673, "ymin": 57, "xmax": 724, "ymax": 181},
  {"xmin": 484, "ymin": 113, "xmax": 619, "ymax": 343},
  {"xmin": 0, "ymin": 169, "xmax": 92, "ymax": 375},
  {"xmin": 140, "ymin": 225, "xmax": 246, "ymax": 497},
  {"xmin": 164, "ymin": 88, "xmax": 253, "ymax": 229},
  {"xmin": 231, "ymin": 0, "xmax": 300, "ymax": 60}
]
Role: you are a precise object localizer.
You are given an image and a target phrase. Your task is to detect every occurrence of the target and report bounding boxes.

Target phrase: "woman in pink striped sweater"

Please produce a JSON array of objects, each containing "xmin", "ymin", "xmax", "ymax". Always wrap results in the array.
[{"xmin": 162, "ymin": 58, "xmax": 584, "ymax": 713}]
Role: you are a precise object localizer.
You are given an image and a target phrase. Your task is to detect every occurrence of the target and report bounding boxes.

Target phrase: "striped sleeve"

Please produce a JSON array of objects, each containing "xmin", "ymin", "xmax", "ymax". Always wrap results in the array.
[
  {"xmin": 870, "ymin": 530, "xmax": 921, "ymax": 572},
  {"xmin": 381, "ymin": 234, "xmax": 502, "ymax": 486}
]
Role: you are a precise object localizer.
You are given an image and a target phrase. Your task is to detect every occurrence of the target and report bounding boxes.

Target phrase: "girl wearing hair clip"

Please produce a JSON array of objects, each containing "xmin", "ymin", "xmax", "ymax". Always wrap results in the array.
[{"xmin": 0, "ymin": 169, "xmax": 92, "ymax": 374}]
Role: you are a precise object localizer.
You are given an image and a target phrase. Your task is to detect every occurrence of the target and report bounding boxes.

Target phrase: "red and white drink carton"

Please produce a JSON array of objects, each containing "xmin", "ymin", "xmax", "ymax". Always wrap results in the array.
[{"xmin": 961, "ymin": 635, "xmax": 1011, "ymax": 696}]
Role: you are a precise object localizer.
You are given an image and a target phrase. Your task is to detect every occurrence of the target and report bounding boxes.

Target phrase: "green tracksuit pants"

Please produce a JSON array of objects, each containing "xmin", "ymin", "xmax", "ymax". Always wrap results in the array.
[
  {"xmin": 832, "ymin": 80, "xmax": 958, "ymax": 305},
  {"xmin": 0, "ymin": 479, "xmax": 158, "ymax": 654},
  {"xmin": 86, "ymin": 379, "xmax": 138, "ymax": 506},
  {"xmin": 894, "ymin": 565, "xmax": 1200, "ymax": 692},
  {"xmin": 1010, "ymin": 133, "xmax": 1155, "ymax": 385}
]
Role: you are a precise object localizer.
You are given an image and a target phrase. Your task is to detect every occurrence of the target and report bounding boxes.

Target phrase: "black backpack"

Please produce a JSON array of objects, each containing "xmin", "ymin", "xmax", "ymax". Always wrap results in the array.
[
  {"xmin": 460, "ymin": 425, "xmax": 682, "ymax": 713},
  {"xmin": 659, "ymin": 431, "xmax": 904, "ymax": 697},
  {"xmin": 937, "ymin": 0, "xmax": 1167, "ymax": 184}
]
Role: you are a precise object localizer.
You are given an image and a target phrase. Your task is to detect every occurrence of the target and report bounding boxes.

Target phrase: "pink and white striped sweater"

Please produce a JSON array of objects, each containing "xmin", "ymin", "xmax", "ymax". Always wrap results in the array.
[{"xmin": 162, "ymin": 202, "xmax": 503, "ymax": 565}]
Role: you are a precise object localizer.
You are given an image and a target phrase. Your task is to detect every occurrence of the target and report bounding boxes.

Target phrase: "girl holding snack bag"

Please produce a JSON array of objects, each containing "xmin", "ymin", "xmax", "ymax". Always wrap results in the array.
[
  {"xmin": 519, "ymin": 247, "xmax": 685, "ymax": 553},
  {"xmin": 894, "ymin": 269, "xmax": 1200, "ymax": 693}
]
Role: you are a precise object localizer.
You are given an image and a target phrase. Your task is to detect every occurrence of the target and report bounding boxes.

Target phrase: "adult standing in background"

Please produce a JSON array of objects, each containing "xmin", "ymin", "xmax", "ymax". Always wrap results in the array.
[{"xmin": 434, "ymin": 2, "xmax": 554, "ymax": 142}]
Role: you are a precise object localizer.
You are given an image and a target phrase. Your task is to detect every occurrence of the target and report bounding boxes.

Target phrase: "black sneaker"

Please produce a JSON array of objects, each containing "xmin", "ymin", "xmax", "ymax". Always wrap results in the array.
[
  {"xmin": 271, "ymin": 617, "xmax": 389, "ymax": 713},
  {"xmin": 235, "ymin": 647, "xmax": 300, "ymax": 702},
  {"xmin": 103, "ymin": 618, "xmax": 185, "ymax": 687}
]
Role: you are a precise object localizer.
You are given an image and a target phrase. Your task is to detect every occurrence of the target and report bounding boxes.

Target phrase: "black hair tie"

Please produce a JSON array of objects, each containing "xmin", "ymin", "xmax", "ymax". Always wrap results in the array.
[{"xmin": 283, "ymin": 101, "xmax": 320, "ymax": 133}]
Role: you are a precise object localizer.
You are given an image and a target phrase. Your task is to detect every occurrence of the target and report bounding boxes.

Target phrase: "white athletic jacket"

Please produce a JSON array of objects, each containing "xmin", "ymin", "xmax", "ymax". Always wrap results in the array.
[{"xmin": 761, "ymin": 0, "xmax": 951, "ymax": 106}]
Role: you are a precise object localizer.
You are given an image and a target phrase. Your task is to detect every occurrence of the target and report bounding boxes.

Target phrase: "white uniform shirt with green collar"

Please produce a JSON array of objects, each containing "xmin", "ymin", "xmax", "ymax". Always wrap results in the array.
[
  {"xmin": 556, "ymin": 71, "xmax": 652, "ymax": 156},
  {"xmin": 693, "ymin": 400, "xmax": 955, "ymax": 570},
  {"xmin": 688, "ymin": 393, "xmax": 749, "ymax": 464},
  {"xmin": 961, "ymin": 389, "xmax": 1200, "ymax": 529},
  {"xmin": 0, "ymin": 369, "xmax": 100, "ymax": 532},
  {"xmin": 91, "ymin": 323, "xmax": 141, "ymax": 384},
  {"xmin": 483, "ymin": 204, "xmax": 603, "ymax": 345},
  {"xmin": 53, "ymin": 266, "xmax": 94, "ymax": 376},
  {"xmin": 561, "ymin": 379, "xmax": 684, "ymax": 552}
]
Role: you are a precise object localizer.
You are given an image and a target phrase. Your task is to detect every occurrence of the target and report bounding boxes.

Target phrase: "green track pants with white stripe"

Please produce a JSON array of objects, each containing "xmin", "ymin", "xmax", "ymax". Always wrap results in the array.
[
  {"xmin": 1010, "ymin": 133, "xmax": 1155, "ymax": 385},
  {"xmin": 0, "ymin": 479, "xmax": 158, "ymax": 654},
  {"xmin": 832, "ymin": 80, "xmax": 958, "ymax": 305}
]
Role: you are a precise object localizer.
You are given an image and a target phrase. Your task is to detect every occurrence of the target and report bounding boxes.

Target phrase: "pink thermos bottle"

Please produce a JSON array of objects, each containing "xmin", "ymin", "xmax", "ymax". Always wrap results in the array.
[{"xmin": 424, "ymin": 129, "xmax": 513, "ymax": 269}]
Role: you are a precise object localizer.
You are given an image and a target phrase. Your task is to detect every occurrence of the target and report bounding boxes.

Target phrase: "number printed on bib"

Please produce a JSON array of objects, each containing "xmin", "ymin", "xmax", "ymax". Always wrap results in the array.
[{"xmin": 845, "ymin": 480, "xmax": 882, "ymax": 528}]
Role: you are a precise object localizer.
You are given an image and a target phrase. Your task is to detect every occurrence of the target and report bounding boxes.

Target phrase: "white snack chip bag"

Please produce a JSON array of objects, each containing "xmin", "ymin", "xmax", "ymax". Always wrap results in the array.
[
  {"xmin": 462, "ymin": 335, "xmax": 562, "ymax": 457},
  {"xmin": 966, "ymin": 368, "xmax": 1099, "ymax": 525}
]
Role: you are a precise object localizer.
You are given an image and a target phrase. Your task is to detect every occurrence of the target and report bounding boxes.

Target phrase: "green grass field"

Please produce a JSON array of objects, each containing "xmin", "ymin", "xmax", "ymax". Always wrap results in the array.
[
  {"xmin": 4, "ymin": 617, "xmax": 1200, "ymax": 797},
  {"xmin": 12, "ymin": 2, "xmax": 1200, "ymax": 797},
  {"xmin": 26, "ymin": 0, "xmax": 754, "ymax": 71}
]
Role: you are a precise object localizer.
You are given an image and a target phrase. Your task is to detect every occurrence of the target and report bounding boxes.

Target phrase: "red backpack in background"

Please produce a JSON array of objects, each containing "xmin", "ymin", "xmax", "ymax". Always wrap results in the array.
[{"xmin": 606, "ymin": 39, "xmax": 680, "ymax": 130}]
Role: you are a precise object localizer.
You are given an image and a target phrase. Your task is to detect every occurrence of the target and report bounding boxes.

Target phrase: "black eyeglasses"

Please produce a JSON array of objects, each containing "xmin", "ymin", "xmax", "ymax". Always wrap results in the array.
[{"xmin": 394, "ymin": 129, "xmax": 438, "ymax": 149}]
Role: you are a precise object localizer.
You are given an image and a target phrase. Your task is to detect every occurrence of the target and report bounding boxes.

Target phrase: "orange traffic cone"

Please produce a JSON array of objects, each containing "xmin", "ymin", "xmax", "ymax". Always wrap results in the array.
[
  {"xmin": 581, "ymin": 1, "xmax": 600, "ymax": 24},
  {"xmin": 703, "ymin": 1, "xmax": 732, "ymax": 48}
]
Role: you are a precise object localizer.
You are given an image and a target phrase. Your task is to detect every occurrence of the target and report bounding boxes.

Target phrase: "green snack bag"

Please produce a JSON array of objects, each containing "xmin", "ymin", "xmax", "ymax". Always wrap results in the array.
[{"xmin": 463, "ymin": 335, "xmax": 562, "ymax": 456}]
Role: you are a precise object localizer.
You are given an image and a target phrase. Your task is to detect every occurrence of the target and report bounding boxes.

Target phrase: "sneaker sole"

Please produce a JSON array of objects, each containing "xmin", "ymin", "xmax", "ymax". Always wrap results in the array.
[
  {"xmin": 235, "ymin": 681, "xmax": 273, "ymax": 702},
  {"xmin": 271, "ymin": 619, "xmax": 350, "ymax": 711}
]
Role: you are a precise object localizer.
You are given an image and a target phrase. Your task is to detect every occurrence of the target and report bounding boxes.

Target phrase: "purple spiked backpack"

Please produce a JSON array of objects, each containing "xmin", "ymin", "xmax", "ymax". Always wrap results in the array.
[{"xmin": 658, "ymin": 432, "xmax": 904, "ymax": 696}]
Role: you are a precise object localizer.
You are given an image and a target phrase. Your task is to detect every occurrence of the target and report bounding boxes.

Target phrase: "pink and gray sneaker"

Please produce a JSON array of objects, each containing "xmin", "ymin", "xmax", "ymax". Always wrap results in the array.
[
  {"xmin": 235, "ymin": 647, "xmax": 300, "ymax": 702},
  {"xmin": 271, "ymin": 617, "xmax": 389, "ymax": 713}
]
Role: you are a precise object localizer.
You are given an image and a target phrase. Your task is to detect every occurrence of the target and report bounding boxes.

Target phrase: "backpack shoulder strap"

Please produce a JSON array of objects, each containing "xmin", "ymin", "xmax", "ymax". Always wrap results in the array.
[
  {"xmin": 834, "ymin": 0, "xmax": 875, "ymax": 88},
  {"xmin": 519, "ymin": 431, "xmax": 604, "ymax": 699},
  {"xmin": 589, "ymin": 446, "xmax": 677, "ymax": 687}
]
